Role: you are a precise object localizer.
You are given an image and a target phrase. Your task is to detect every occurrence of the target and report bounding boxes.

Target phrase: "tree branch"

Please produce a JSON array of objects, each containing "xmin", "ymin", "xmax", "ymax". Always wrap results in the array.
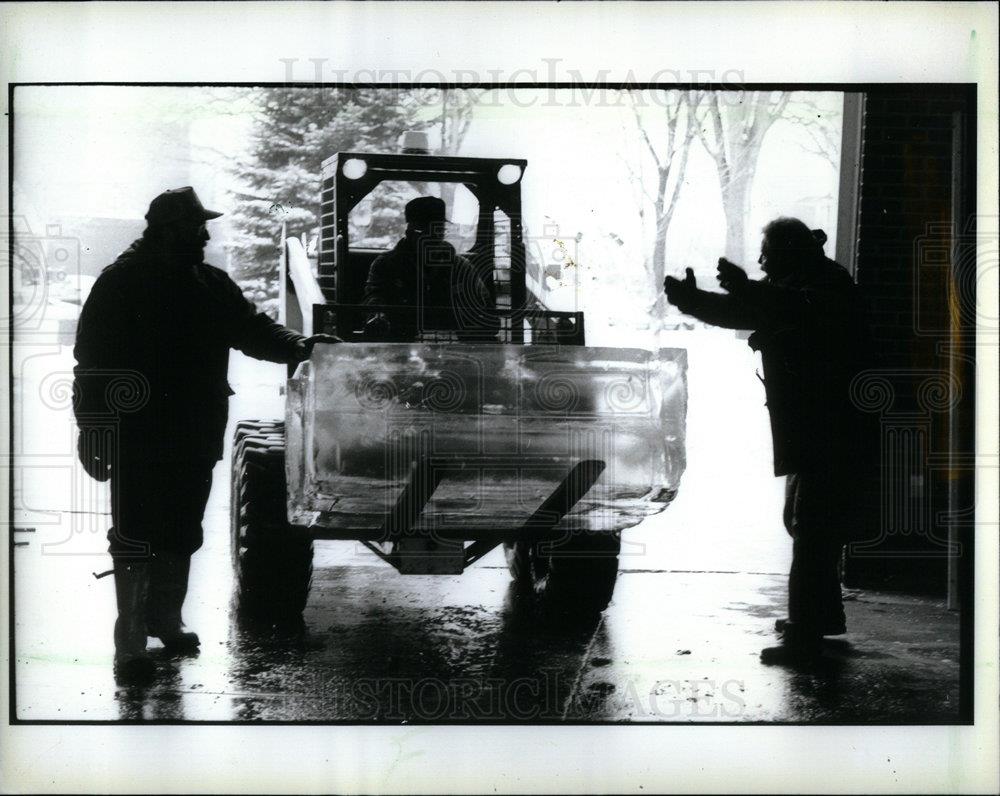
[{"xmin": 630, "ymin": 97, "xmax": 663, "ymax": 172}]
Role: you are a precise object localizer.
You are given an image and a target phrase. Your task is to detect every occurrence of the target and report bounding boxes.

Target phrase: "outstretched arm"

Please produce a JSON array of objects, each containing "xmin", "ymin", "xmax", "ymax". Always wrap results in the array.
[
  {"xmin": 224, "ymin": 274, "xmax": 338, "ymax": 363},
  {"xmin": 663, "ymin": 267, "xmax": 761, "ymax": 330},
  {"xmin": 716, "ymin": 256, "xmax": 856, "ymax": 329}
]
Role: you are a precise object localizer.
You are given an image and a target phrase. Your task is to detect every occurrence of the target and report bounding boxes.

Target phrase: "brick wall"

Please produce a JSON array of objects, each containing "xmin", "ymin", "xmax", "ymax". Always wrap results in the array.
[
  {"xmin": 845, "ymin": 86, "xmax": 976, "ymax": 593},
  {"xmin": 857, "ymin": 88, "xmax": 970, "ymax": 369}
]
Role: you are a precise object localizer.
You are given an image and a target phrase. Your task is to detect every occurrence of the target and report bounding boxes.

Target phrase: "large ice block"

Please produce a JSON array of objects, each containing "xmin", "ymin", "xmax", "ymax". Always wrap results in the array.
[{"xmin": 286, "ymin": 344, "xmax": 687, "ymax": 535}]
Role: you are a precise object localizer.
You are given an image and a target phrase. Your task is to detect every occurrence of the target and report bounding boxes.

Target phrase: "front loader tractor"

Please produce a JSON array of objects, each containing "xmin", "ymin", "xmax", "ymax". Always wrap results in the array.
[{"xmin": 231, "ymin": 141, "xmax": 688, "ymax": 625}]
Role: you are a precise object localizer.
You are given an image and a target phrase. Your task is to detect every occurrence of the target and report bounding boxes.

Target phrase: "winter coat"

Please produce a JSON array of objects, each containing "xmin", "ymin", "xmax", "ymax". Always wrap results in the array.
[
  {"xmin": 363, "ymin": 237, "xmax": 498, "ymax": 341},
  {"xmin": 677, "ymin": 257, "xmax": 874, "ymax": 476},
  {"xmin": 73, "ymin": 239, "xmax": 305, "ymax": 462}
]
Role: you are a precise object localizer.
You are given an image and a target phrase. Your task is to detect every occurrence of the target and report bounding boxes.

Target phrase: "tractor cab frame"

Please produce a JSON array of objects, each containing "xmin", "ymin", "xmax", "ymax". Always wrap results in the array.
[{"xmin": 283, "ymin": 151, "xmax": 584, "ymax": 347}]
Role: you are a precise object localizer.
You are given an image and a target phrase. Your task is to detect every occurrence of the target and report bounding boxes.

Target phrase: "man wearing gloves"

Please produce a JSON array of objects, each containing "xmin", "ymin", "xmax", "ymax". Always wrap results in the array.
[
  {"xmin": 73, "ymin": 187, "xmax": 336, "ymax": 684},
  {"xmin": 664, "ymin": 217, "xmax": 874, "ymax": 665}
]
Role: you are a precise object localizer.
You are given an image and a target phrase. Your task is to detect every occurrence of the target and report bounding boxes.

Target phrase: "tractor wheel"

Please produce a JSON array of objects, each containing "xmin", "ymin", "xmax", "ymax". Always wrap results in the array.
[
  {"xmin": 503, "ymin": 532, "xmax": 620, "ymax": 613},
  {"xmin": 231, "ymin": 420, "xmax": 313, "ymax": 626},
  {"xmin": 504, "ymin": 540, "xmax": 550, "ymax": 594}
]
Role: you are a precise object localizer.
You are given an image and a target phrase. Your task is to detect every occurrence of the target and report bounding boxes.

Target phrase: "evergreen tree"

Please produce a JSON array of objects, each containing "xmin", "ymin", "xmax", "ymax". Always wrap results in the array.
[{"xmin": 227, "ymin": 88, "xmax": 427, "ymax": 302}]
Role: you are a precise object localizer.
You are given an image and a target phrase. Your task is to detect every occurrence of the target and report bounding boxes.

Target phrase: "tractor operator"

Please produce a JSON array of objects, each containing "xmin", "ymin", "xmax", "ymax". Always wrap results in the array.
[
  {"xmin": 73, "ymin": 186, "xmax": 337, "ymax": 685},
  {"xmin": 664, "ymin": 217, "xmax": 875, "ymax": 666},
  {"xmin": 362, "ymin": 196, "xmax": 499, "ymax": 342}
]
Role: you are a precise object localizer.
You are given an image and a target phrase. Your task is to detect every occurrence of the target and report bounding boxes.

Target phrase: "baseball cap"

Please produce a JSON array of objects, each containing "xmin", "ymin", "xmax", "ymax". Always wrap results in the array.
[{"xmin": 145, "ymin": 187, "xmax": 223, "ymax": 227}]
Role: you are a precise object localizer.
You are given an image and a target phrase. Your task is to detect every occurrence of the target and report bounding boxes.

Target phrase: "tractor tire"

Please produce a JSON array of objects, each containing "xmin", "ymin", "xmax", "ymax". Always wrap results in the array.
[
  {"xmin": 231, "ymin": 420, "xmax": 313, "ymax": 626},
  {"xmin": 503, "ymin": 532, "xmax": 620, "ymax": 614}
]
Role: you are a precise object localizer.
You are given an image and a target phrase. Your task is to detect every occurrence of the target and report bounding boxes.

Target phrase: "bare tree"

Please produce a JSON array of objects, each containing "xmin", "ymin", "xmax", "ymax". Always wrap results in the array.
[
  {"xmin": 437, "ymin": 88, "xmax": 487, "ymax": 155},
  {"xmin": 432, "ymin": 88, "xmax": 487, "ymax": 209},
  {"xmin": 625, "ymin": 90, "xmax": 703, "ymax": 297},
  {"xmin": 692, "ymin": 90, "xmax": 790, "ymax": 261},
  {"xmin": 781, "ymin": 93, "xmax": 841, "ymax": 171}
]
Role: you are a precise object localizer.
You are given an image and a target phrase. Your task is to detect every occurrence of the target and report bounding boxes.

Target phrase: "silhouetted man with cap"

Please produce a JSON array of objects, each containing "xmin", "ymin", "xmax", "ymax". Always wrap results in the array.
[
  {"xmin": 664, "ymin": 217, "xmax": 874, "ymax": 666},
  {"xmin": 363, "ymin": 196, "xmax": 498, "ymax": 342},
  {"xmin": 73, "ymin": 187, "xmax": 336, "ymax": 684}
]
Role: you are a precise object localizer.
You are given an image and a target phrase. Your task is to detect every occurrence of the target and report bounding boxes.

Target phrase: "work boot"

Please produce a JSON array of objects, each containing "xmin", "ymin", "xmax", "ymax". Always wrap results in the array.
[
  {"xmin": 147, "ymin": 552, "xmax": 200, "ymax": 653},
  {"xmin": 113, "ymin": 561, "xmax": 156, "ymax": 685},
  {"xmin": 761, "ymin": 623, "xmax": 824, "ymax": 667}
]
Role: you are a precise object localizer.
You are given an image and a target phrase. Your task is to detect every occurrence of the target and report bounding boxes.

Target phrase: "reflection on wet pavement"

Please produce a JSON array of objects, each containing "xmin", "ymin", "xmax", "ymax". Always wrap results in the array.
[
  {"xmin": 223, "ymin": 558, "xmax": 613, "ymax": 722},
  {"xmin": 15, "ymin": 534, "xmax": 960, "ymax": 723}
]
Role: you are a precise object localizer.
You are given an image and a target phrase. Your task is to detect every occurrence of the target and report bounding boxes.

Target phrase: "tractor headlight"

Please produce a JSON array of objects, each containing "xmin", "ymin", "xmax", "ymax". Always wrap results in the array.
[
  {"xmin": 497, "ymin": 164, "xmax": 522, "ymax": 185},
  {"xmin": 342, "ymin": 158, "xmax": 368, "ymax": 180}
]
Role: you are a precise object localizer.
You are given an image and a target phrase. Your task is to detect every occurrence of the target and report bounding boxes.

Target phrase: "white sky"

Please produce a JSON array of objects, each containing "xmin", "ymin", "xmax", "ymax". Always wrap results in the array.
[{"xmin": 13, "ymin": 86, "xmax": 255, "ymax": 221}]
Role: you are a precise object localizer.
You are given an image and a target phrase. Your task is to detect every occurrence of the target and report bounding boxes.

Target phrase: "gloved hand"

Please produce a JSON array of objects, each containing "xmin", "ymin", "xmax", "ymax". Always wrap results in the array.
[
  {"xmin": 663, "ymin": 268, "xmax": 699, "ymax": 312},
  {"xmin": 294, "ymin": 334, "xmax": 342, "ymax": 362},
  {"xmin": 363, "ymin": 313, "xmax": 392, "ymax": 341},
  {"xmin": 77, "ymin": 428, "xmax": 112, "ymax": 482},
  {"xmin": 716, "ymin": 257, "xmax": 749, "ymax": 294}
]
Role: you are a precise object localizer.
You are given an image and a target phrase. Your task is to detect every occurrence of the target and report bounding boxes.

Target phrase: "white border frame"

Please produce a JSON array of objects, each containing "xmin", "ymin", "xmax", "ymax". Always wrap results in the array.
[{"xmin": 1, "ymin": 2, "xmax": 997, "ymax": 794}]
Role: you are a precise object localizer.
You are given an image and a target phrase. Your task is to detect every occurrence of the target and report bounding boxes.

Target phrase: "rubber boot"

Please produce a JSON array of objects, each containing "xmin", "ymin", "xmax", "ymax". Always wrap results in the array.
[
  {"xmin": 760, "ymin": 622, "xmax": 824, "ymax": 667},
  {"xmin": 113, "ymin": 561, "xmax": 156, "ymax": 685},
  {"xmin": 147, "ymin": 552, "xmax": 200, "ymax": 653}
]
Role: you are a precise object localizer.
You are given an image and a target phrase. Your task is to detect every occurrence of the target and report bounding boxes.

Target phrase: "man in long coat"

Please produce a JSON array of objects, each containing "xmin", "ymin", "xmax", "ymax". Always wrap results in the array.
[
  {"xmin": 664, "ymin": 217, "xmax": 875, "ymax": 664},
  {"xmin": 74, "ymin": 187, "xmax": 334, "ymax": 683}
]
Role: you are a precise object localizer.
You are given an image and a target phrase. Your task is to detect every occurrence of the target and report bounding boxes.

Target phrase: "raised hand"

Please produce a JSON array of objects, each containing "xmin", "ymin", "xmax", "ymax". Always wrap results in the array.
[
  {"xmin": 664, "ymin": 267, "xmax": 698, "ymax": 309},
  {"xmin": 716, "ymin": 257, "xmax": 749, "ymax": 294}
]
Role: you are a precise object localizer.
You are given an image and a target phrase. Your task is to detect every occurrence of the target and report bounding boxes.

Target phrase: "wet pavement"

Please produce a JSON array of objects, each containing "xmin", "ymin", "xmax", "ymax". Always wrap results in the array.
[
  {"xmin": 11, "ymin": 332, "xmax": 961, "ymax": 723},
  {"xmin": 12, "ymin": 534, "xmax": 962, "ymax": 723}
]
